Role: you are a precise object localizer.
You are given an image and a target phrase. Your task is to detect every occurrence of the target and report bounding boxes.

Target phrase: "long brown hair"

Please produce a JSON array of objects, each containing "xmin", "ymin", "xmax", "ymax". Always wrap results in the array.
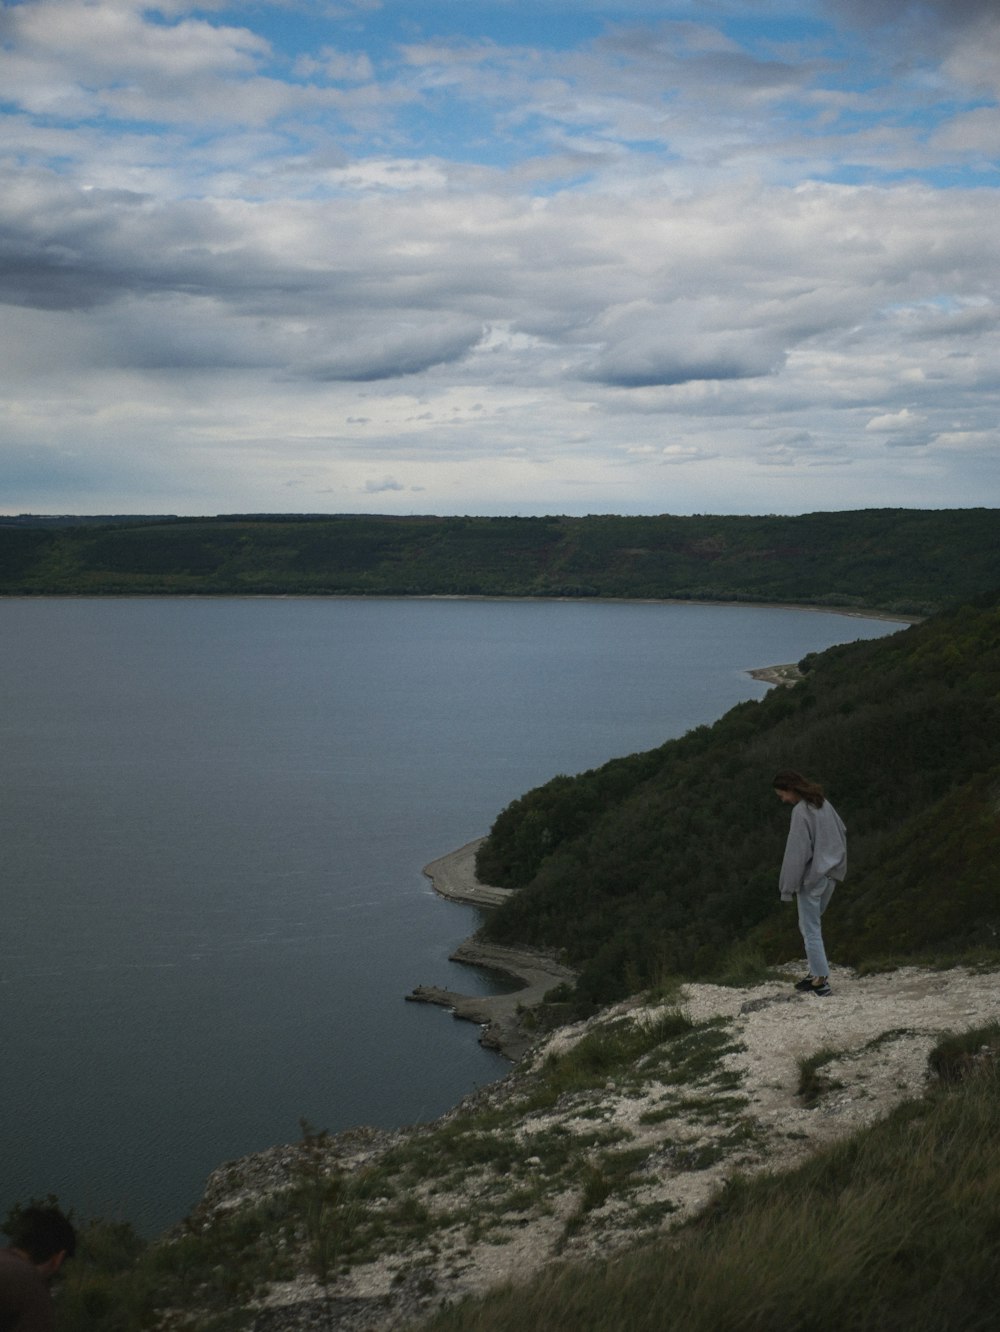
[{"xmin": 772, "ymin": 770, "xmax": 825, "ymax": 808}]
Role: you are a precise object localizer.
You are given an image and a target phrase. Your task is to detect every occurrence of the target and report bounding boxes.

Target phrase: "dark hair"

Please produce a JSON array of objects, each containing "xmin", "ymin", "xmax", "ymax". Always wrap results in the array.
[
  {"xmin": 772, "ymin": 770, "xmax": 825, "ymax": 808},
  {"xmin": 4, "ymin": 1206, "xmax": 77, "ymax": 1263}
]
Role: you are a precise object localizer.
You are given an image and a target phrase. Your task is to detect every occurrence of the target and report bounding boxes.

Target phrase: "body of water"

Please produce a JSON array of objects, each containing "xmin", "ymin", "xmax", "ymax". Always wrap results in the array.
[{"xmin": 0, "ymin": 597, "xmax": 900, "ymax": 1233}]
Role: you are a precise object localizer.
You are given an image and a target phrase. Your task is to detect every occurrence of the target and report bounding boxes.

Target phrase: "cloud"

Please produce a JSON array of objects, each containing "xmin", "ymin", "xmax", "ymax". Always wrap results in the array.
[
  {"xmin": 361, "ymin": 476, "xmax": 405, "ymax": 493},
  {"xmin": 827, "ymin": 0, "xmax": 999, "ymax": 37},
  {"xmin": 2, "ymin": 168, "xmax": 996, "ymax": 400},
  {"xmin": 294, "ymin": 46, "xmax": 375, "ymax": 84},
  {"xmin": 0, "ymin": 2, "xmax": 997, "ymax": 516},
  {"xmin": 660, "ymin": 443, "xmax": 716, "ymax": 465},
  {"xmin": 0, "ymin": 0, "xmax": 270, "ymax": 114},
  {"xmin": 863, "ymin": 407, "xmax": 933, "ymax": 449},
  {"xmin": 597, "ymin": 22, "xmax": 805, "ymax": 98},
  {"xmin": 753, "ymin": 428, "xmax": 824, "ymax": 468},
  {"xmin": 865, "ymin": 409, "xmax": 926, "ymax": 433},
  {"xmin": 0, "ymin": 0, "xmax": 408, "ymax": 134},
  {"xmin": 292, "ymin": 319, "xmax": 486, "ymax": 382},
  {"xmin": 622, "ymin": 442, "xmax": 715, "ymax": 465},
  {"xmin": 587, "ymin": 325, "xmax": 787, "ymax": 388},
  {"xmin": 826, "ymin": 0, "xmax": 1000, "ymax": 98}
]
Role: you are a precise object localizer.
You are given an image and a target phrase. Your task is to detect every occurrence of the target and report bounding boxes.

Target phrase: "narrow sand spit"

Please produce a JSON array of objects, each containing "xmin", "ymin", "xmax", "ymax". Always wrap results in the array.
[
  {"xmin": 748, "ymin": 662, "xmax": 802, "ymax": 686},
  {"xmin": 407, "ymin": 840, "xmax": 575, "ymax": 1059},
  {"xmin": 421, "ymin": 839, "xmax": 512, "ymax": 907}
]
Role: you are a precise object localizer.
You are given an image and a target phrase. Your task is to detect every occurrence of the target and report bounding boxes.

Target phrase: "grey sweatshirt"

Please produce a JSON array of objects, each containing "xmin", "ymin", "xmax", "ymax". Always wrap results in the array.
[{"xmin": 779, "ymin": 798, "xmax": 847, "ymax": 901}]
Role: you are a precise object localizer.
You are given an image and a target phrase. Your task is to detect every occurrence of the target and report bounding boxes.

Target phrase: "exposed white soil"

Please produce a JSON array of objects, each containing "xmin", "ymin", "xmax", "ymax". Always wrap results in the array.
[{"xmin": 199, "ymin": 957, "xmax": 1000, "ymax": 1332}]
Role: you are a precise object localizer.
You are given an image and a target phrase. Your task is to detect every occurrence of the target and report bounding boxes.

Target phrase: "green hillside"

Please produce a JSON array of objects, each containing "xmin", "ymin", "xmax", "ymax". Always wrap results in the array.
[
  {"xmin": 476, "ymin": 591, "xmax": 1000, "ymax": 1002},
  {"xmin": 2, "ymin": 509, "xmax": 999, "ymax": 612}
]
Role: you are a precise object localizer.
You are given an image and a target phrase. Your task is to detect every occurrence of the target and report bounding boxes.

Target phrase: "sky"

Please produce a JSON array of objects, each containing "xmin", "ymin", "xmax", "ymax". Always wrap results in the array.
[{"xmin": 1, "ymin": 0, "xmax": 998, "ymax": 517}]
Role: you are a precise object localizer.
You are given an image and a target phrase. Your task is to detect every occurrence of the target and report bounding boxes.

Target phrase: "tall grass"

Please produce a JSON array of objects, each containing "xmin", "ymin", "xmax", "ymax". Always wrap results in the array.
[
  {"xmin": 419, "ymin": 1054, "xmax": 1000, "ymax": 1332},
  {"xmin": 523, "ymin": 1010, "xmax": 694, "ymax": 1109}
]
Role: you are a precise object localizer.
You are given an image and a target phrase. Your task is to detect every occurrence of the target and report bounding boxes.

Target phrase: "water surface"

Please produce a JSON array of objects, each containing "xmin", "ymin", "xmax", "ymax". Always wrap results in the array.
[{"xmin": 0, "ymin": 597, "xmax": 900, "ymax": 1232}]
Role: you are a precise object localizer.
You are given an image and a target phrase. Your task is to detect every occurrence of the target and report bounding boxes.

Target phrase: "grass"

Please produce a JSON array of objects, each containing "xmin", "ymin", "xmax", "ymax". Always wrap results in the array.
[
  {"xmin": 928, "ymin": 1021, "xmax": 1000, "ymax": 1083},
  {"xmin": 852, "ymin": 947, "xmax": 1000, "ymax": 977},
  {"xmin": 523, "ymin": 1010, "xmax": 694, "ymax": 1110},
  {"xmin": 417, "ymin": 1033, "xmax": 1000, "ymax": 1332},
  {"xmin": 560, "ymin": 1149, "xmax": 651, "ymax": 1243},
  {"xmin": 710, "ymin": 943, "xmax": 786, "ymax": 989},
  {"xmin": 636, "ymin": 1017, "xmax": 745, "ymax": 1090},
  {"xmin": 796, "ymin": 1046, "xmax": 844, "ymax": 1106}
]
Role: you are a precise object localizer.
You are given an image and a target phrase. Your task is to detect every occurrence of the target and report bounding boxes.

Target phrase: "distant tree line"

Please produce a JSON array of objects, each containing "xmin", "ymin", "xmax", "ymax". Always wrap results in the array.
[{"xmin": 1, "ymin": 509, "xmax": 999, "ymax": 613}]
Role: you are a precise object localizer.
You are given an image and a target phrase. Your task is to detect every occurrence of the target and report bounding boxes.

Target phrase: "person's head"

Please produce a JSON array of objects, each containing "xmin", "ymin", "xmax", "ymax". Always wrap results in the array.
[
  {"xmin": 772, "ymin": 770, "xmax": 825, "ymax": 808},
  {"xmin": 4, "ymin": 1205, "xmax": 76, "ymax": 1275}
]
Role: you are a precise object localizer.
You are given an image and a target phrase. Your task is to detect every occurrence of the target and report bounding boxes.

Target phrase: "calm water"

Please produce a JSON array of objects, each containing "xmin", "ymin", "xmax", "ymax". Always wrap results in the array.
[{"xmin": 0, "ymin": 597, "xmax": 900, "ymax": 1233}]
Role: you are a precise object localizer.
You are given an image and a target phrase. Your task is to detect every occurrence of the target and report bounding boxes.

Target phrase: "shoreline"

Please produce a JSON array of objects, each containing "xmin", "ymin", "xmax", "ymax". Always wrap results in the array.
[
  {"xmin": 411, "ymin": 651, "xmax": 817, "ymax": 1055},
  {"xmin": 747, "ymin": 662, "xmax": 803, "ymax": 687},
  {"xmin": 0, "ymin": 590, "xmax": 920, "ymax": 624},
  {"xmin": 406, "ymin": 594, "xmax": 918, "ymax": 624},
  {"xmin": 409, "ymin": 841, "xmax": 575, "ymax": 1060},
  {"xmin": 421, "ymin": 839, "xmax": 514, "ymax": 908}
]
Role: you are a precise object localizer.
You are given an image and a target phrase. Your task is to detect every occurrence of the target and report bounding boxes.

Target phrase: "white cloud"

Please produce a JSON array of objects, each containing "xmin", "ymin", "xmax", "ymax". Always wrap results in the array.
[
  {"xmin": 361, "ymin": 475, "xmax": 405, "ymax": 493},
  {"xmin": 659, "ymin": 444, "xmax": 716, "ymax": 465},
  {"xmin": 0, "ymin": 1, "xmax": 997, "ymax": 516},
  {"xmin": 865, "ymin": 409, "xmax": 926, "ymax": 433},
  {"xmin": 294, "ymin": 46, "xmax": 375, "ymax": 84},
  {"xmin": 0, "ymin": 0, "xmax": 271, "ymax": 112}
]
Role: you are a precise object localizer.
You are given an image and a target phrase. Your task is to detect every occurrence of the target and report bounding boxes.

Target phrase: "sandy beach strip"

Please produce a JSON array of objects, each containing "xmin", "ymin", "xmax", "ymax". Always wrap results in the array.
[
  {"xmin": 423, "ymin": 839, "xmax": 515, "ymax": 908},
  {"xmin": 414, "ymin": 840, "xmax": 575, "ymax": 1058},
  {"xmin": 747, "ymin": 662, "xmax": 803, "ymax": 687}
]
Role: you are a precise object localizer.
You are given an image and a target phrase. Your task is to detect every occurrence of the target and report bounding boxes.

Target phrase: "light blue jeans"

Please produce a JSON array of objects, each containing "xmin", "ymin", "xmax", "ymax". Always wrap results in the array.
[{"xmin": 796, "ymin": 876, "xmax": 836, "ymax": 978}]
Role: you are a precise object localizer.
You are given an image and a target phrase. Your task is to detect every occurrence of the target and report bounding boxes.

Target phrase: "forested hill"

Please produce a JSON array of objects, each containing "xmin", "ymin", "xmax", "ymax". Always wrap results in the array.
[
  {"xmin": 476, "ymin": 590, "xmax": 1000, "ymax": 1003},
  {"xmin": 2, "ymin": 508, "xmax": 999, "ymax": 612}
]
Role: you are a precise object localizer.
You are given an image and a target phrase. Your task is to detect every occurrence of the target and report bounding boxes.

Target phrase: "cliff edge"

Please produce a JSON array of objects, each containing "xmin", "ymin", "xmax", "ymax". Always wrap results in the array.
[{"xmin": 190, "ymin": 959, "xmax": 1000, "ymax": 1332}]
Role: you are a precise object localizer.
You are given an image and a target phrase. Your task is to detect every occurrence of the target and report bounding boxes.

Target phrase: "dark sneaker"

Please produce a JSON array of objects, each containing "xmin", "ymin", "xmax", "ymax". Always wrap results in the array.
[
  {"xmin": 794, "ymin": 976, "xmax": 817, "ymax": 991},
  {"xmin": 810, "ymin": 979, "xmax": 832, "ymax": 997}
]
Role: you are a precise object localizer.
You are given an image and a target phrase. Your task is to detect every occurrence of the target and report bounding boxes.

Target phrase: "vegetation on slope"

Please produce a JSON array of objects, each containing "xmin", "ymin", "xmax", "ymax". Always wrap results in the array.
[
  {"xmin": 419, "ymin": 1037, "xmax": 1000, "ymax": 1332},
  {"xmin": 476, "ymin": 592, "xmax": 1000, "ymax": 1002},
  {"xmin": 2, "ymin": 509, "xmax": 999, "ymax": 612},
  {"xmin": 28, "ymin": 1024, "xmax": 1000, "ymax": 1332}
]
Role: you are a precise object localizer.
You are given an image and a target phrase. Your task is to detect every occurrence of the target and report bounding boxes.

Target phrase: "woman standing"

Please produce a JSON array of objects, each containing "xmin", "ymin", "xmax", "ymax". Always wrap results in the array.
[{"xmin": 773, "ymin": 770, "xmax": 847, "ymax": 997}]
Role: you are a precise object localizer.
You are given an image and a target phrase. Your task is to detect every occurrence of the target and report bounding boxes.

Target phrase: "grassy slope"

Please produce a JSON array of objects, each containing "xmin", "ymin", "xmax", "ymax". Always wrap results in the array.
[
  {"xmin": 477, "ymin": 593, "xmax": 1000, "ymax": 1002},
  {"xmin": 46, "ymin": 1027, "xmax": 1000, "ymax": 1332},
  {"xmin": 419, "ymin": 1043, "xmax": 1000, "ymax": 1332}
]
